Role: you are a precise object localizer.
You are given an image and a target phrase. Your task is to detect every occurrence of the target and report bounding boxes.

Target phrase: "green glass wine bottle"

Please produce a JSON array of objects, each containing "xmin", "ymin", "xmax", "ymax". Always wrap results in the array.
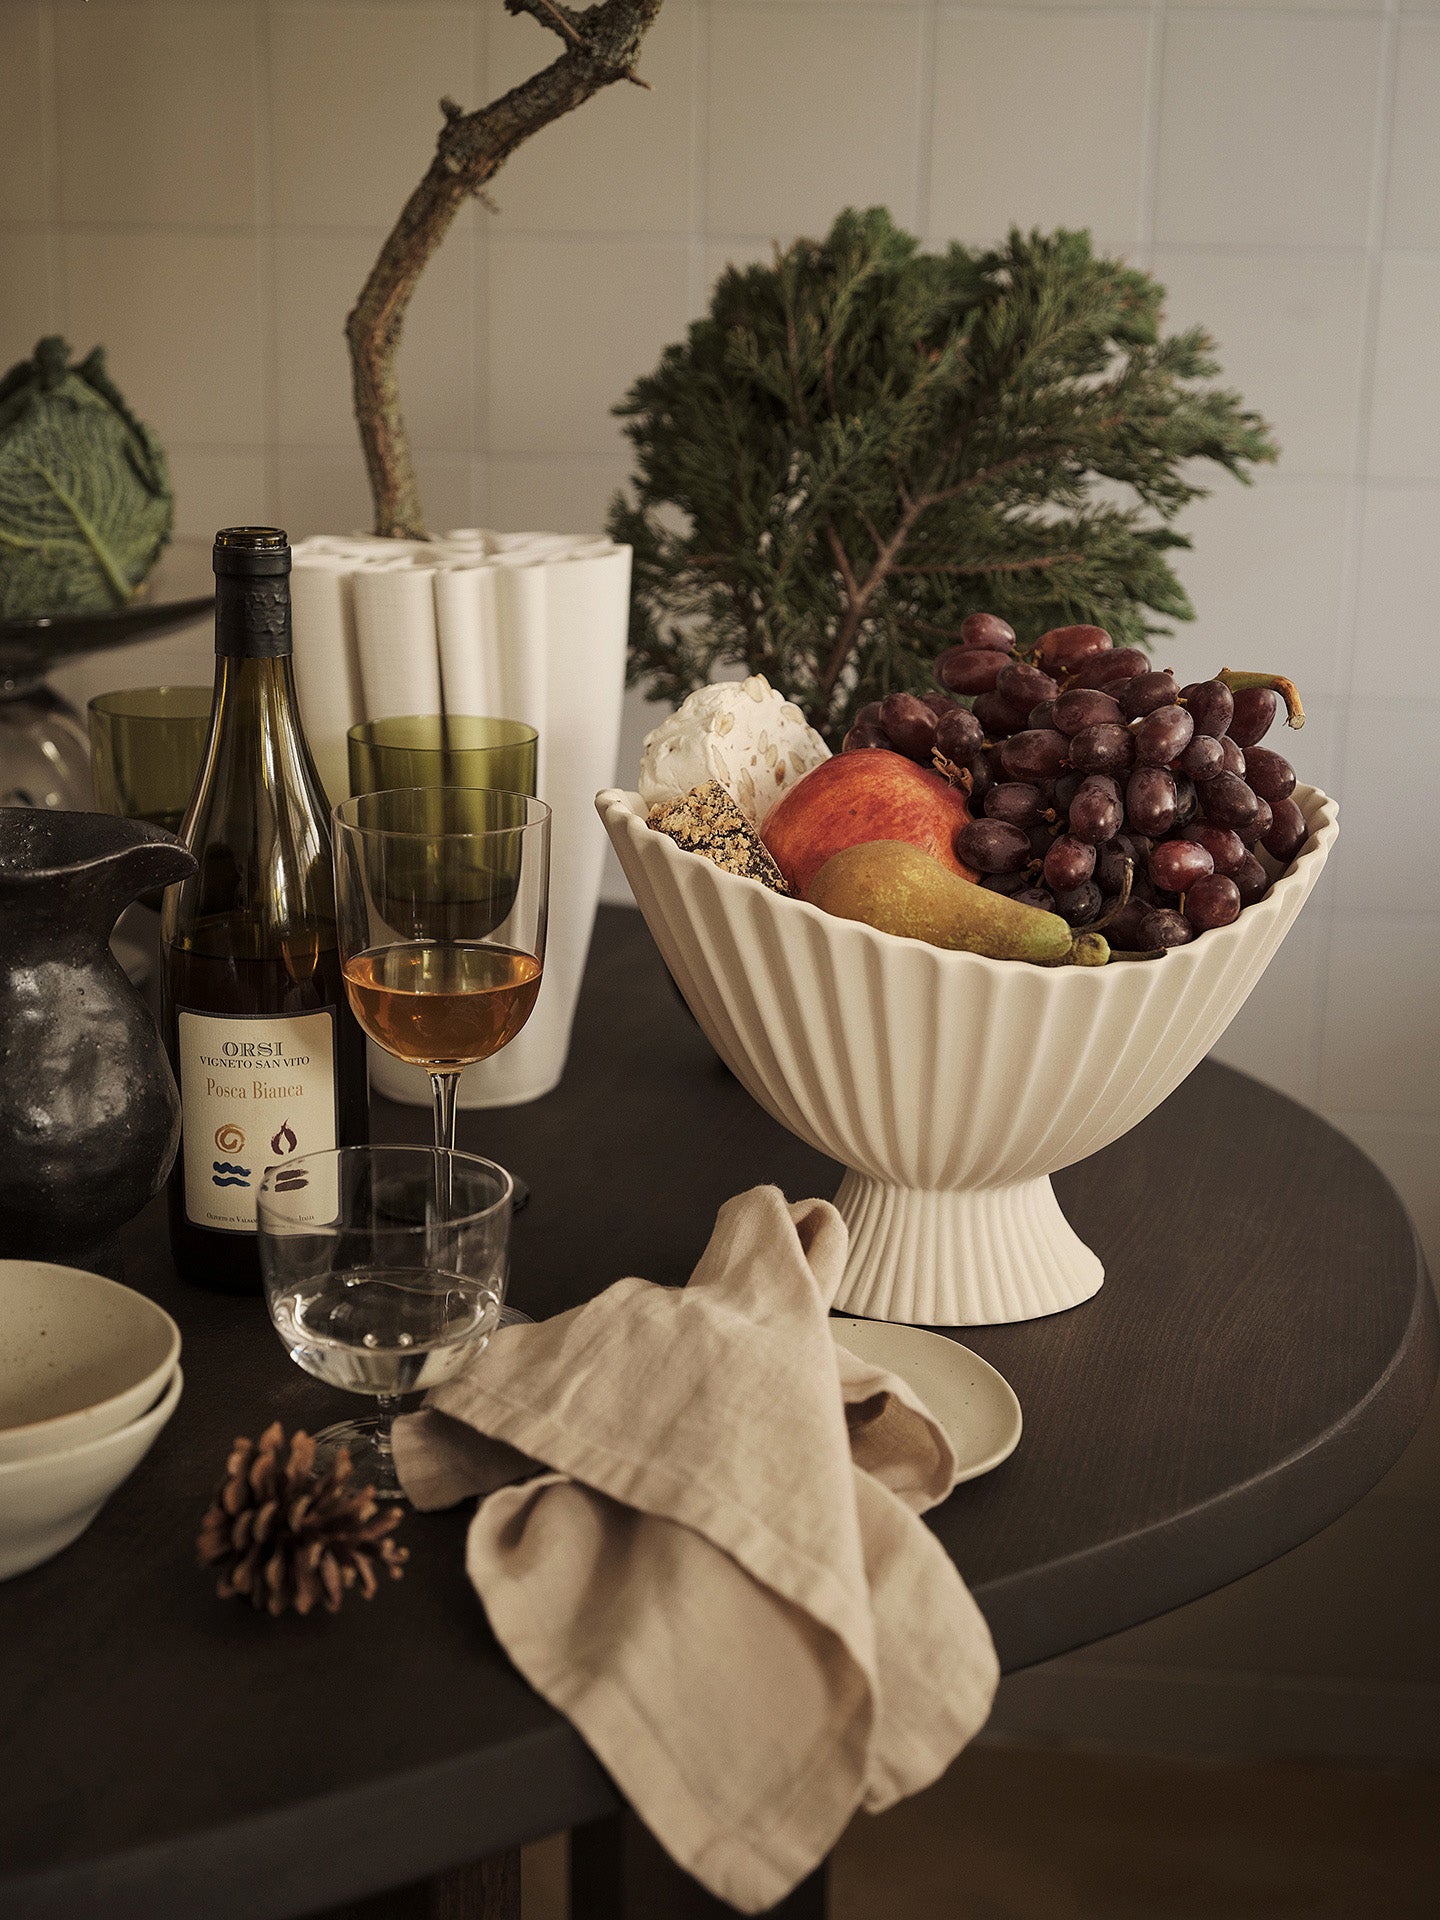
[{"xmin": 161, "ymin": 528, "xmax": 368, "ymax": 1291}]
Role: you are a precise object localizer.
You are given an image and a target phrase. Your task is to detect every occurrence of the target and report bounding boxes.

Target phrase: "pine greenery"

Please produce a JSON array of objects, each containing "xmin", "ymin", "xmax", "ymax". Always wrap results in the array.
[{"xmin": 610, "ymin": 210, "xmax": 1277, "ymax": 746}]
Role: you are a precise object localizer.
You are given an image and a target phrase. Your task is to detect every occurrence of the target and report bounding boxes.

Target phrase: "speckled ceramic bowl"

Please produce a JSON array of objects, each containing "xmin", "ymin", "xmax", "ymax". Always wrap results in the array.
[
  {"xmin": 599, "ymin": 783, "xmax": 1337, "ymax": 1326},
  {"xmin": 0, "ymin": 1365, "xmax": 183, "ymax": 1580},
  {"xmin": 0, "ymin": 1261, "xmax": 180, "ymax": 1463}
]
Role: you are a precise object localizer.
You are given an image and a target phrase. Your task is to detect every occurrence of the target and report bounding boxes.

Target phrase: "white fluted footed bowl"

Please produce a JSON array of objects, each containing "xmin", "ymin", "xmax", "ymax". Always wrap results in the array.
[{"xmin": 598, "ymin": 784, "xmax": 1337, "ymax": 1325}]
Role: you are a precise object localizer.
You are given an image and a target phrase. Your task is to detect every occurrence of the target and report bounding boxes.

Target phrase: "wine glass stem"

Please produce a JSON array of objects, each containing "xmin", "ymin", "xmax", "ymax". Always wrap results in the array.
[
  {"xmin": 428, "ymin": 1072, "xmax": 459, "ymax": 1271},
  {"xmin": 429, "ymin": 1068, "xmax": 460, "ymax": 1153},
  {"xmin": 373, "ymin": 1393, "xmax": 398, "ymax": 1467}
]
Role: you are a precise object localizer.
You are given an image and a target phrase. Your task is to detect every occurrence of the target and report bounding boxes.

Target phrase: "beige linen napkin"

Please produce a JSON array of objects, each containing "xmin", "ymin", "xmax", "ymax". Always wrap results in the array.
[{"xmin": 392, "ymin": 1186, "xmax": 998, "ymax": 1913}]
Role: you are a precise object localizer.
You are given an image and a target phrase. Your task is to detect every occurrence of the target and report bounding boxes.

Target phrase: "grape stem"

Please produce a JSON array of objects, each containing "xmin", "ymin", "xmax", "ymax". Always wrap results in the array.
[
  {"xmin": 1217, "ymin": 669, "xmax": 1305, "ymax": 729},
  {"xmin": 1090, "ymin": 857, "xmax": 1135, "ymax": 930},
  {"xmin": 931, "ymin": 750, "xmax": 973, "ymax": 794}
]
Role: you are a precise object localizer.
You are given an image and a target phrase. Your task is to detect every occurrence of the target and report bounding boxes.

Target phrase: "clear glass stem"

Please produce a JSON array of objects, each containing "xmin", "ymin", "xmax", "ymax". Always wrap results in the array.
[
  {"xmin": 427, "ymin": 1072, "xmax": 459, "ymax": 1272},
  {"xmin": 373, "ymin": 1393, "xmax": 398, "ymax": 1470},
  {"xmin": 429, "ymin": 1068, "xmax": 460, "ymax": 1152}
]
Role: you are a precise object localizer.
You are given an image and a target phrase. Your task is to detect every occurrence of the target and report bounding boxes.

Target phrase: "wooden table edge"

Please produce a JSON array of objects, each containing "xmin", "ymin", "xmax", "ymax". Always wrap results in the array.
[
  {"xmin": 976, "ymin": 1220, "xmax": 1438, "ymax": 1671},
  {"xmin": 0, "ymin": 1723, "xmax": 618, "ymax": 1920}
]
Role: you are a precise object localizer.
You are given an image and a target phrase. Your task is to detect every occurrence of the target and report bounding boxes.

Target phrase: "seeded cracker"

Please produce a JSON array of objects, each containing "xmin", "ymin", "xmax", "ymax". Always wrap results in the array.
[{"xmin": 646, "ymin": 781, "xmax": 791, "ymax": 894}]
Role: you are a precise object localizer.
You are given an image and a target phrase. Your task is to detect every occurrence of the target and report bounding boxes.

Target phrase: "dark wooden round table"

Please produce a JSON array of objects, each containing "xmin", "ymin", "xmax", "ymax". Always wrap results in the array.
[{"xmin": 0, "ymin": 907, "xmax": 1433, "ymax": 1920}]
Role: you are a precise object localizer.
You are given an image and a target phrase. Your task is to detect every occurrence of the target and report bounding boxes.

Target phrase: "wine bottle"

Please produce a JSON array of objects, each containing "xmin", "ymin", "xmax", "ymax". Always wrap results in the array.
[{"xmin": 161, "ymin": 528, "xmax": 368, "ymax": 1292}]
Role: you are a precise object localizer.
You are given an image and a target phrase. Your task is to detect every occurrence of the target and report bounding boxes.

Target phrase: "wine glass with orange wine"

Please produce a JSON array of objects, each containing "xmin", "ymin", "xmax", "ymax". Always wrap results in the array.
[{"xmin": 333, "ymin": 788, "xmax": 550, "ymax": 1159}]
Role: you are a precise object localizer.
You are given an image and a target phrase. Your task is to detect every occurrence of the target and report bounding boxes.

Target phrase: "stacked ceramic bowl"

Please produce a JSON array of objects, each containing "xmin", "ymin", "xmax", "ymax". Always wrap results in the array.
[{"xmin": 0, "ymin": 1261, "xmax": 182, "ymax": 1579}]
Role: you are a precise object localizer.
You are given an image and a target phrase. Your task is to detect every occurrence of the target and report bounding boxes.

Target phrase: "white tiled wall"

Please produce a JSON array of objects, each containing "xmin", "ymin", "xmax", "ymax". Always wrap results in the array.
[
  {"xmin": 6, "ymin": 0, "xmax": 1437, "ymax": 1758},
  {"xmin": 4, "ymin": 0, "xmax": 1435, "ymax": 1262}
]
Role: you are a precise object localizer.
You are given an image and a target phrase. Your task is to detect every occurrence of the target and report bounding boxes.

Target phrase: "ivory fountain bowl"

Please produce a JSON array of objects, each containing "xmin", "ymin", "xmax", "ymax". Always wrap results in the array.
[{"xmin": 597, "ymin": 783, "xmax": 1338, "ymax": 1326}]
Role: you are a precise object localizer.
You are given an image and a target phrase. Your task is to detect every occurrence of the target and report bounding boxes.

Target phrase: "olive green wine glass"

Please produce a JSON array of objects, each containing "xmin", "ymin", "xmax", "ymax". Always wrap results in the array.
[{"xmin": 88, "ymin": 685, "xmax": 211, "ymax": 836}]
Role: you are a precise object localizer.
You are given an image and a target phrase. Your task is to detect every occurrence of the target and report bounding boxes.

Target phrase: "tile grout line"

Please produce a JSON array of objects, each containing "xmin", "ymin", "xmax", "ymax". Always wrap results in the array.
[
  {"xmin": 689, "ymin": 0, "xmax": 712, "ymax": 318},
  {"xmin": 472, "ymin": 0, "xmax": 488, "ymax": 514},
  {"xmin": 12, "ymin": 219, "xmax": 1438, "ymax": 259},
  {"xmin": 254, "ymin": 0, "xmax": 281, "ymax": 526},
  {"xmin": 1350, "ymin": 0, "xmax": 1402, "ymax": 525},
  {"xmin": 454, "ymin": 216, "xmax": 480, "ymax": 527},
  {"xmin": 1312, "ymin": 0, "xmax": 1401, "ymax": 1114},
  {"xmin": 1136, "ymin": 0, "xmax": 1165, "ymax": 252},
  {"xmin": 912, "ymin": 0, "xmax": 938, "ymax": 239},
  {"xmin": 36, "ymin": 0, "xmax": 61, "ymax": 330},
  {"xmin": 705, "ymin": 0, "xmax": 1406, "ymax": 14},
  {"xmin": 473, "ymin": 0, "xmax": 493, "ymax": 512}
]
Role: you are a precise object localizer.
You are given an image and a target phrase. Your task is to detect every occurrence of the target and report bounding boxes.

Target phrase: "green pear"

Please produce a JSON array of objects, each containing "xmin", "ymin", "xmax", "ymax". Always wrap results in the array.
[{"xmin": 805, "ymin": 840, "xmax": 1108, "ymax": 966}]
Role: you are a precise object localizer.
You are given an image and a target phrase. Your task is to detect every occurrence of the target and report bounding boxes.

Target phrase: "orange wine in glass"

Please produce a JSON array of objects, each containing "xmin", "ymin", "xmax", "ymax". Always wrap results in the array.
[{"xmin": 332, "ymin": 788, "xmax": 550, "ymax": 1155}]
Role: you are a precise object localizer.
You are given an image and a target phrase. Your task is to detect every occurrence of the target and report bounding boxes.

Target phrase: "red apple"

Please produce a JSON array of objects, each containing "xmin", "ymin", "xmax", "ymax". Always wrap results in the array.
[{"xmin": 760, "ymin": 749, "xmax": 976, "ymax": 897}]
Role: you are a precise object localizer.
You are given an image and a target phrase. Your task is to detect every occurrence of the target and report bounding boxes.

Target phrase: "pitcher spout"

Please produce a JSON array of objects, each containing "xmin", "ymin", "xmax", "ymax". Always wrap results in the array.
[{"xmin": 0, "ymin": 807, "xmax": 196, "ymax": 931}]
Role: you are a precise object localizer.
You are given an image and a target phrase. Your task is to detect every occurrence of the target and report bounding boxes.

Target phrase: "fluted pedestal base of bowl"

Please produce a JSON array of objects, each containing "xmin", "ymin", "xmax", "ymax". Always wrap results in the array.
[{"xmin": 832, "ymin": 1170, "xmax": 1103, "ymax": 1325}]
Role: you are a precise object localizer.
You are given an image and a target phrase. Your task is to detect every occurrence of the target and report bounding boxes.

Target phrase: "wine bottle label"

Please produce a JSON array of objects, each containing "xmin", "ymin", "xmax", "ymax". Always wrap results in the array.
[{"xmin": 176, "ymin": 1007, "xmax": 338, "ymax": 1233}]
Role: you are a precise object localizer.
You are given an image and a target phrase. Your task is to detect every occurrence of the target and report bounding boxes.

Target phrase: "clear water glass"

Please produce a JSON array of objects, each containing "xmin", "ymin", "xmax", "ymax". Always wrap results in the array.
[{"xmin": 257, "ymin": 1144, "xmax": 513, "ymax": 1499}]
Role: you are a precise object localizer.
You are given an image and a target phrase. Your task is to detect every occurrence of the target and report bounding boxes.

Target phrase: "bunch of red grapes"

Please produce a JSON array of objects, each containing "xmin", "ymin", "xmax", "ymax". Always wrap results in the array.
[{"xmin": 843, "ymin": 614, "xmax": 1308, "ymax": 951}]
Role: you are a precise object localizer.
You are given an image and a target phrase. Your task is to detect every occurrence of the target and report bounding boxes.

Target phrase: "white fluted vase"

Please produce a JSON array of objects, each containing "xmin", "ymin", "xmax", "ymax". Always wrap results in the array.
[
  {"xmin": 598, "ymin": 785, "xmax": 1338, "ymax": 1325},
  {"xmin": 292, "ymin": 533, "xmax": 632, "ymax": 1108}
]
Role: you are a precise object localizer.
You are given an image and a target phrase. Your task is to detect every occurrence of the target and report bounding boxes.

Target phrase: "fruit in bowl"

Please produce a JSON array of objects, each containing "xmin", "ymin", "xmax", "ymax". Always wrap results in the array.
[
  {"xmin": 807, "ymin": 841, "xmax": 1108, "ymax": 967},
  {"xmin": 821, "ymin": 617, "xmax": 1311, "ymax": 964},
  {"xmin": 600, "ymin": 615, "xmax": 1337, "ymax": 1325},
  {"xmin": 759, "ymin": 748, "xmax": 976, "ymax": 898}
]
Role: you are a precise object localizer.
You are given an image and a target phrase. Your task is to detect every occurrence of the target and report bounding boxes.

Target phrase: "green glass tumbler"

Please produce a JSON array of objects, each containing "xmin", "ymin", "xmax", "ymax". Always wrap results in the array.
[
  {"xmin": 88, "ymin": 685, "xmax": 211, "ymax": 835},
  {"xmin": 347, "ymin": 715, "xmax": 538, "ymax": 802}
]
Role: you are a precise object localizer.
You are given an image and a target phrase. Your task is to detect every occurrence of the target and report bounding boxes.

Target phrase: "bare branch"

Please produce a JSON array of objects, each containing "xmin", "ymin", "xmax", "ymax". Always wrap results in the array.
[
  {"xmin": 811, "ymin": 493, "xmax": 927, "ymax": 720},
  {"xmin": 891, "ymin": 553, "xmax": 1081, "ymax": 576},
  {"xmin": 824, "ymin": 524, "xmax": 860, "ymax": 603},
  {"xmin": 919, "ymin": 450, "xmax": 1052, "ymax": 505},
  {"xmin": 809, "ymin": 538, "xmax": 1078, "ymax": 724},
  {"xmin": 347, "ymin": 0, "xmax": 665, "ymax": 537},
  {"xmin": 522, "ymin": 0, "xmax": 586, "ymax": 48}
]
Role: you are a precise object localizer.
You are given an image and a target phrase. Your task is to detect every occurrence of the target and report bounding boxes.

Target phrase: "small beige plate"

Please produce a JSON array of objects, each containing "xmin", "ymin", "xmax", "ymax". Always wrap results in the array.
[{"xmin": 831, "ymin": 1318, "xmax": 1023, "ymax": 1484}]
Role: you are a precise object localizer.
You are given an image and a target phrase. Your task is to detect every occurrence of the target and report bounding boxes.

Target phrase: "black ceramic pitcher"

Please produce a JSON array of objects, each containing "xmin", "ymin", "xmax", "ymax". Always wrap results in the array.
[{"xmin": 0, "ymin": 808, "xmax": 196, "ymax": 1259}]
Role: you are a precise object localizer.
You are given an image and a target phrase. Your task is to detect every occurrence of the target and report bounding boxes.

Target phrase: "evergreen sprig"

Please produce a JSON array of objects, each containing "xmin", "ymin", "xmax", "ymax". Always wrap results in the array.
[{"xmin": 610, "ymin": 210, "xmax": 1277, "ymax": 745}]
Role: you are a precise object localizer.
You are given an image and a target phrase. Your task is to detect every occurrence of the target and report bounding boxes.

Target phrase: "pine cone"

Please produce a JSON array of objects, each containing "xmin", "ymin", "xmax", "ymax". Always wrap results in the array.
[{"xmin": 198, "ymin": 1422, "xmax": 408, "ymax": 1617}]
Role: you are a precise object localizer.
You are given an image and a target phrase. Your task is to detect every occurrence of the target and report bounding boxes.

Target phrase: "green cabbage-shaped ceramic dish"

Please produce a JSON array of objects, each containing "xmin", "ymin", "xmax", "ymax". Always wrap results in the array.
[{"xmin": 0, "ymin": 337, "xmax": 173, "ymax": 621}]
